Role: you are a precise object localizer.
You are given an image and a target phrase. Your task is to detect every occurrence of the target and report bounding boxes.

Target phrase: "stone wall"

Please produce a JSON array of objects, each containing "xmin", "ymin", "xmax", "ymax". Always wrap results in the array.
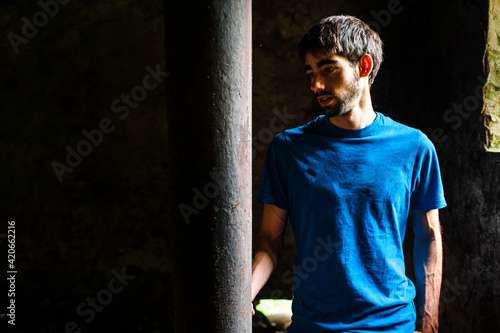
[{"xmin": 483, "ymin": 0, "xmax": 500, "ymax": 151}]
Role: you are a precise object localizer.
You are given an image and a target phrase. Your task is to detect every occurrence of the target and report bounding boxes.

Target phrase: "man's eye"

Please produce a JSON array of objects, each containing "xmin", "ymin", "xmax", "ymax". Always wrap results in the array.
[
  {"xmin": 307, "ymin": 72, "xmax": 314, "ymax": 79},
  {"xmin": 324, "ymin": 67, "xmax": 336, "ymax": 74}
]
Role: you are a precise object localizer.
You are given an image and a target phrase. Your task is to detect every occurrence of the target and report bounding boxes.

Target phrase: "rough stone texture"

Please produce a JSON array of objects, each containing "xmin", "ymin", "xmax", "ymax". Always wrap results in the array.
[
  {"xmin": 483, "ymin": 0, "xmax": 500, "ymax": 151},
  {"xmin": 0, "ymin": 0, "xmax": 499, "ymax": 332}
]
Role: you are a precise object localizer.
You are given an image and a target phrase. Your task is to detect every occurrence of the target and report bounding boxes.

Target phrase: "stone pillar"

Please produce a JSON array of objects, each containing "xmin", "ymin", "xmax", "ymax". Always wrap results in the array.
[{"xmin": 163, "ymin": 0, "xmax": 252, "ymax": 332}]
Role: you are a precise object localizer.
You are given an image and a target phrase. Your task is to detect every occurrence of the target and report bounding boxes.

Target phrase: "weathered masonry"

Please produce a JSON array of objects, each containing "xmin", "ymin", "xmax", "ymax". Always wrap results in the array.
[{"xmin": 483, "ymin": 0, "xmax": 500, "ymax": 152}]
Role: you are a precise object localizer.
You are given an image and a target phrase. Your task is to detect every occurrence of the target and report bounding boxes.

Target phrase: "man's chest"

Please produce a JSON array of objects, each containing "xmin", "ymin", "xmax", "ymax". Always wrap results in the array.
[{"xmin": 286, "ymin": 141, "xmax": 414, "ymax": 206}]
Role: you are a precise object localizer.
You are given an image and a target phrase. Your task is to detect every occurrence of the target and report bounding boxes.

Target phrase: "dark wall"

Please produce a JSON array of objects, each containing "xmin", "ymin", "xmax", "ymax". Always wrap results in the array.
[
  {"xmin": 1, "ymin": 1, "xmax": 173, "ymax": 332},
  {"xmin": 0, "ymin": 0, "xmax": 498, "ymax": 332}
]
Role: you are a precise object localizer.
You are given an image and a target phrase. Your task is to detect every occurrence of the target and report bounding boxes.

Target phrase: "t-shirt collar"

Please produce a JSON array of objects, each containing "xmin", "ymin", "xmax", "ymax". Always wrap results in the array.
[{"xmin": 320, "ymin": 111, "xmax": 382, "ymax": 138}]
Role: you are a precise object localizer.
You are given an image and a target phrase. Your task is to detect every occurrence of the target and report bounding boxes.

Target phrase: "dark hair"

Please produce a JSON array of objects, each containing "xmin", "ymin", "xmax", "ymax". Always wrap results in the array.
[{"xmin": 298, "ymin": 15, "xmax": 383, "ymax": 85}]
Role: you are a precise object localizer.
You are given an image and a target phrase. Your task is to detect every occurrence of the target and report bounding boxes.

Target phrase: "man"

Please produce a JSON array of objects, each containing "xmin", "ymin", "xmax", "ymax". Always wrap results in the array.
[{"xmin": 251, "ymin": 15, "xmax": 446, "ymax": 333}]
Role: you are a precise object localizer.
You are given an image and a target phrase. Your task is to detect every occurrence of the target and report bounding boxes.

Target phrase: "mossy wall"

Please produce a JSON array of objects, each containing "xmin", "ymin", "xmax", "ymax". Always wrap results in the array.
[{"xmin": 483, "ymin": 0, "xmax": 500, "ymax": 151}]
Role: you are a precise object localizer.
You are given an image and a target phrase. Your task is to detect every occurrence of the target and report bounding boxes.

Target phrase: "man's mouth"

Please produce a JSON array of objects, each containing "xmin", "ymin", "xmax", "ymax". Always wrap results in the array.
[{"xmin": 317, "ymin": 95, "xmax": 334, "ymax": 107}]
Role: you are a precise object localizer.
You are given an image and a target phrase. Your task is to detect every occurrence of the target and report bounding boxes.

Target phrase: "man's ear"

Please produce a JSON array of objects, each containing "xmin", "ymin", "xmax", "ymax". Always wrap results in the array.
[{"xmin": 358, "ymin": 54, "xmax": 373, "ymax": 79}]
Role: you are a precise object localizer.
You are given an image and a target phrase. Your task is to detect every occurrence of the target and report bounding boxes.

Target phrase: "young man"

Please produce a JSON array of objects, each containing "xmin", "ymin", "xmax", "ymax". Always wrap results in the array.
[{"xmin": 252, "ymin": 15, "xmax": 446, "ymax": 333}]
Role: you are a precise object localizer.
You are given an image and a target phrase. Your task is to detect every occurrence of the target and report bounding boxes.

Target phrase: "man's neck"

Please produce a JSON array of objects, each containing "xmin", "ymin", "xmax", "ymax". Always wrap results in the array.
[{"xmin": 328, "ymin": 88, "xmax": 376, "ymax": 130}]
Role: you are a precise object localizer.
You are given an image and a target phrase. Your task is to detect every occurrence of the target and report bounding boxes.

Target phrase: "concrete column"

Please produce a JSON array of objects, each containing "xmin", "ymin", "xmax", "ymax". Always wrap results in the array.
[{"xmin": 163, "ymin": 0, "xmax": 252, "ymax": 332}]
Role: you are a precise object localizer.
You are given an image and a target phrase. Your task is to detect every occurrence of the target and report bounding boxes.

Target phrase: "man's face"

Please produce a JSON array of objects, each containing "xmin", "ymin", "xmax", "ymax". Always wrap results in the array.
[{"xmin": 304, "ymin": 52, "xmax": 362, "ymax": 118}]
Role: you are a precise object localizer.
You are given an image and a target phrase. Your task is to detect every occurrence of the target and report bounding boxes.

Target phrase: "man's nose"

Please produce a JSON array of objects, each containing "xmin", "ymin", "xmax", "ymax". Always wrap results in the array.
[{"xmin": 310, "ymin": 75, "xmax": 325, "ymax": 93}]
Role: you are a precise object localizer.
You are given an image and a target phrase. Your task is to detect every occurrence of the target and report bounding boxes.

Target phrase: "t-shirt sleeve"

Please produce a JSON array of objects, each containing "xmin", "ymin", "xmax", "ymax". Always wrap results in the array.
[
  {"xmin": 256, "ymin": 132, "xmax": 290, "ymax": 210},
  {"xmin": 410, "ymin": 132, "xmax": 447, "ymax": 211}
]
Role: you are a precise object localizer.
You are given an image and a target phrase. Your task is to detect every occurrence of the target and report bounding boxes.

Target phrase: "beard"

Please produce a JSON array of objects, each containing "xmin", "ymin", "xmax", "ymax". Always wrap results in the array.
[{"xmin": 319, "ymin": 71, "xmax": 362, "ymax": 118}]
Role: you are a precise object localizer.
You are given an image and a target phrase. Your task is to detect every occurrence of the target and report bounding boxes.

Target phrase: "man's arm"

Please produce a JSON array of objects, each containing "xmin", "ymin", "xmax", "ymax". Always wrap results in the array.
[
  {"xmin": 411, "ymin": 209, "xmax": 443, "ymax": 333},
  {"xmin": 252, "ymin": 203, "xmax": 289, "ymax": 302}
]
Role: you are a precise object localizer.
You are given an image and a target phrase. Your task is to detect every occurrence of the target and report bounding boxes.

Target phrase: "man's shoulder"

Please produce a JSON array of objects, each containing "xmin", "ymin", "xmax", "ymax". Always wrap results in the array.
[
  {"xmin": 278, "ymin": 115, "xmax": 324, "ymax": 139},
  {"xmin": 379, "ymin": 113, "xmax": 417, "ymax": 133},
  {"xmin": 379, "ymin": 114, "xmax": 427, "ymax": 138},
  {"xmin": 379, "ymin": 113, "xmax": 436, "ymax": 152}
]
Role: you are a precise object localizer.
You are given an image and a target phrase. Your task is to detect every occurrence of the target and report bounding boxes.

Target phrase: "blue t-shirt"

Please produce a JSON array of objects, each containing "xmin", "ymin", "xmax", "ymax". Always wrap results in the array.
[{"xmin": 257, "ymin": 112, "xmax": 447, "ymax": 333}]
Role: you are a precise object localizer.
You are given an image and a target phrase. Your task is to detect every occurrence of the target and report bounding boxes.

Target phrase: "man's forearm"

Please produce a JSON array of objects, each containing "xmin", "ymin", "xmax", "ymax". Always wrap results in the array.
[
  {"xmin": 251, "ymin": 204, "xmax": 288, "ymax": 302},
  {"xmin": 414, "ymin": 223, "xmax": 443, "ymax": 333},
  {"xmin": 251, "ymin": 249, "xmax": 276, "ymax": 301}
]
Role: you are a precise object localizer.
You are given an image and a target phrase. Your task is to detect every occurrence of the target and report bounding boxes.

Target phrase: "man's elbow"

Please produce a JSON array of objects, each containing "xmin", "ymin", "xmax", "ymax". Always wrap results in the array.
[
  {"xmin": 413, "ymin": 209, "xmax": 442, "ymax": 244},
  {"xmin": 254, "ymin": 233, "xmax": 283, "ymax": 268}
]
